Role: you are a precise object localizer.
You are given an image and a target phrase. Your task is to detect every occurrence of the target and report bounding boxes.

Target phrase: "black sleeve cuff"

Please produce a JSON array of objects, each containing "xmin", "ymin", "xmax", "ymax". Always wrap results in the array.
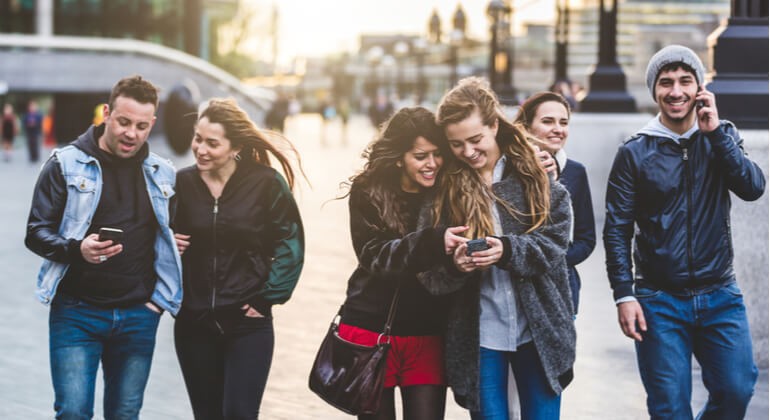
[
  {"xmin": 612, "ymin": 281, "xmax": 635, "ymax": 301},
  {"xmin": 249, "ymin": 295, "xmax": 274, "ymax": 317},
  {"xmin": 67, "ymin": 239, "xmax": 86, "ymax": 264},
  {"xmin": 494, "ymin": 236, "xmax": 512, "ymax": 268}
]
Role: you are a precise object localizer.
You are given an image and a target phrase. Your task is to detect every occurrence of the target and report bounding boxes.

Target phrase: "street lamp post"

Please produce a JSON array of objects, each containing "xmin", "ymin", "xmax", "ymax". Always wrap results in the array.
[
  {"xmin": 580, "ymin": 0, "xmax": 636, "ymax": 112},
  {"xmin": 393, "ymin": 40, "xmax": 410, "ymax": 100},
  {"xmin": 554, "ymin": 0, "xmax": 570, "ymax": 83},
  {"xmin": 413, "ymin": 37, "xmax": 428, "ymax": 104},
  {"xmin": 449, "ymin": 29, "xmax": 463, "ymax": 87},
  {"xmin": 708, "ymin": 0, "xmax": 768, "ymax": 128},
  {"xmin": 487, "ymin": 0, "xmax": 516, "ymax": 105}
]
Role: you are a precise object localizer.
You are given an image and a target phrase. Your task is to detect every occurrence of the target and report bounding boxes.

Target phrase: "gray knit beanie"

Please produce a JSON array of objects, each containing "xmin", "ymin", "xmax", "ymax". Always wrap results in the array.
[{"xmin": 645, "ymin": 45, "xmax": 705, "ymax": 99}]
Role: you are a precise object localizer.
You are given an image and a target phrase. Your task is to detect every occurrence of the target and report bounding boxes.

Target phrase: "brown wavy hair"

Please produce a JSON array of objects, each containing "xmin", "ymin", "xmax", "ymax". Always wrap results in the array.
[
  {"xmin": 434, "ymin": 77, "xmax": 551, "ymax": 236},
  {"xmin": 343, "ymin": 107, "xmax": 447, "ymax": 235},
  {"xmin": 198, "ymin": 98, "xmax": 303, "ymax": 190}
]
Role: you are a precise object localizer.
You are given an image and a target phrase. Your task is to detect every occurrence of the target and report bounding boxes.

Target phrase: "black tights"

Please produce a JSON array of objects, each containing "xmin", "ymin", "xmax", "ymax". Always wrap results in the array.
[{"xmin": 359, "ymin": 385, "xmax": 447, "ymax": 420}]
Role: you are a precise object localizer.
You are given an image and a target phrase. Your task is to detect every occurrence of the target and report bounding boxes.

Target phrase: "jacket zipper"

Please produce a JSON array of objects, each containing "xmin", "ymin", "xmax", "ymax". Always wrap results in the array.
[
  {"xmin": 212, "ymin": 197, "xmax": 224, "ymax": 334},
  {"xmin": 682, "ymin": 146, "xmax": 695, "ymax": 280}
]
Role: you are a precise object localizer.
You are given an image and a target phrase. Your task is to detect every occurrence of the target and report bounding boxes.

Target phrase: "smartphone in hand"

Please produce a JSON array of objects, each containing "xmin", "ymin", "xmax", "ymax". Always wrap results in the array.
[
  {"xmin": 98, "ymin": 227, "xmax": 124, "ymax": 245},
  {"xmin": 466, "ymin": 238, "xmax": 490, "ymax": 256},
  {"xmin": 696, "ymin": 85, "xmax": 705, "ymax": 109}
]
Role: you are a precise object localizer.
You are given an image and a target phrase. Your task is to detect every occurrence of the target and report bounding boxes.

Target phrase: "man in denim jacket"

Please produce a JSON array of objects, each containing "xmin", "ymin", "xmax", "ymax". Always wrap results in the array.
[
  {"xmin": 604, "ymin": 45, "xmax": 765, "ymax": 419},
  {"xmin": 25, "ymin": 75, "xmax": 182, "ymax": 419}
]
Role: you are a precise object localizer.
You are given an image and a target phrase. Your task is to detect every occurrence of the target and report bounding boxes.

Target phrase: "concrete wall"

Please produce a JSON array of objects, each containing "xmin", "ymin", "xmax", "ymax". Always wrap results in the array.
[
  {"xmin": 731, "ymin": 130, "xmax": 768, "ymax": 368},
  {"xmin": 566, "ymin": 113, "xmax": 769, "ymax": 368}
]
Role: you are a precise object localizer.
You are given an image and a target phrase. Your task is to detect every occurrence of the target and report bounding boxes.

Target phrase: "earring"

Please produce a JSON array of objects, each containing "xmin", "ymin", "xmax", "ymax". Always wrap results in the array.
[
  {"xmin": 233, "ymin": 153, "xmax": 241, "ymax": 161},
  {"xmin": 396, "ymin": 161, "xmax": 402, "ymax": 167}
]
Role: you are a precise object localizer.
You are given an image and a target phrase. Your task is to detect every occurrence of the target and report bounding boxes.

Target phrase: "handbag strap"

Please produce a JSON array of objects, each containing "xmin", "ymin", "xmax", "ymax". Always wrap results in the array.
[
  {"xmin": 381, "ymin": 282, "xmax": 402, "ymax": 337},
  {"xmin": 335, "ymin": 282, "xmax": 402, "ymax": 343}
]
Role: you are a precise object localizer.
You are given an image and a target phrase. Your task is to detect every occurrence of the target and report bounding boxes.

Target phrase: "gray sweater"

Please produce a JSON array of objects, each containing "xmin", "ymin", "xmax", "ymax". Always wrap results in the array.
[{"xmin": 418, "ymin": 169, "xmax": 575, "ymax": 411}]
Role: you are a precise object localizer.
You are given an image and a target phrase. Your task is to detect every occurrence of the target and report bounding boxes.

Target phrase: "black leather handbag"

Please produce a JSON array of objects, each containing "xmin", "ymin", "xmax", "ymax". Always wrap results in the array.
[{"xmin": 308, "ymin": 287, "xmax": 401, "ymax": 415}]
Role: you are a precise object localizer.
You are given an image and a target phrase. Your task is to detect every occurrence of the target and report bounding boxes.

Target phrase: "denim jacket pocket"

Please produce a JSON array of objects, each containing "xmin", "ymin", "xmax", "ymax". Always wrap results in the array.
[{"xmin": 62, "ymin": 175, "xmax": 97, "ymax": 223}]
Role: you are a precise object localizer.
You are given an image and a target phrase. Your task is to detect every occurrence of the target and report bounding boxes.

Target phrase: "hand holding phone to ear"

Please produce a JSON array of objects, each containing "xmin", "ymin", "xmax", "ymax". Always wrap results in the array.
[{"xmin": 695, "ymin": 85, "xmax": 719, "ymax": 133}]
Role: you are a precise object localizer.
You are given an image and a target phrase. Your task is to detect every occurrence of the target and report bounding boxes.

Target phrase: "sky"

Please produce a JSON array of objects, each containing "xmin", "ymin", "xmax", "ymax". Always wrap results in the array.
[{"xmin": 243, "ymin": 0, "xmax": 559, "ymax": 65}]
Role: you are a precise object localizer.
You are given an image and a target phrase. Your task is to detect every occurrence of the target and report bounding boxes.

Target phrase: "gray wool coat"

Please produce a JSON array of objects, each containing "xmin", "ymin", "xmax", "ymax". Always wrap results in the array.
[{"xmin": 418, "ymin": 170, "xmax": 576, "ymax": 412}]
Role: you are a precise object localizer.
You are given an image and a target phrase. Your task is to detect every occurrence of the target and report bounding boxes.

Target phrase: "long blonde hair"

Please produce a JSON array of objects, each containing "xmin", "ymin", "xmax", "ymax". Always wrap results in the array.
[
  {"xmin": 198, "ymin": 98, "xmax": 303, "ymax": 190},
  {"xmin": 434, "ymin": 77, "xmax": 551, "ymax": 236}
]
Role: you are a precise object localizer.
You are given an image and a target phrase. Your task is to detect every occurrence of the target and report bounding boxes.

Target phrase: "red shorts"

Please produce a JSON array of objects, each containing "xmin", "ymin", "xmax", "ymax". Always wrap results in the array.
[{"xmin": 338, "ymin": 323, "xmax": 446, "ymax": 388}]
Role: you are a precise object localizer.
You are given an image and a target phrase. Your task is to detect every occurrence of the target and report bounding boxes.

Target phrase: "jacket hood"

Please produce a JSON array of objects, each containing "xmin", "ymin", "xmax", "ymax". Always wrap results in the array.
[
  {"xmin": 71, "ymin": 124, "xmax": 149, "ymax": 164},
  {"xmin": 637, "ymin": 114, "xmax": 698, "ymax": 143}
]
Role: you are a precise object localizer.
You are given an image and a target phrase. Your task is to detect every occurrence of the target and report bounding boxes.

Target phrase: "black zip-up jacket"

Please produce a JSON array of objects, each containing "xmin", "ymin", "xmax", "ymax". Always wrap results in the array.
[
  {"xmin": 604, "ymin": 120, "xmax": 765, "ymax": 300},
  {"xmin": 341, "ymin": 185, "xmax": 449, "ymax": 336},
  {"xmin": 173, "ymin": 162, "xmax": 304, "ymax": 330}
]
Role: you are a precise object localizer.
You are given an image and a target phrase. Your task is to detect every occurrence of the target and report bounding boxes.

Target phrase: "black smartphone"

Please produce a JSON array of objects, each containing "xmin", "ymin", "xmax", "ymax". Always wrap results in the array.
[
  {"xmin": 466, "ymin": 238, "xmax": 490, "ymax": 256},
  {"xmin": 98, "ymin": 227, "xmax": 123, "ymax": 244},
  {"xmin": 696, "ymin": 85, "xmax": 705, "ymax": 109}
]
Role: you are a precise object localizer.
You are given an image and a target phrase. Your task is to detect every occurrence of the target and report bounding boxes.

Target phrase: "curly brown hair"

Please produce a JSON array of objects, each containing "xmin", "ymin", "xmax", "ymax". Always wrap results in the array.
[{"xmin": 343, "ymin": 107, "xmax": 447, "ymax": 235}]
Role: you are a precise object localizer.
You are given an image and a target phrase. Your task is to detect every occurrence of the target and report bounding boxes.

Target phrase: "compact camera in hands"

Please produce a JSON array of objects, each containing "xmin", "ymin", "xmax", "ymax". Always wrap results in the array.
[{"xmin": 465, "ymin": 238, "xmax": 490, "ymax": 256}]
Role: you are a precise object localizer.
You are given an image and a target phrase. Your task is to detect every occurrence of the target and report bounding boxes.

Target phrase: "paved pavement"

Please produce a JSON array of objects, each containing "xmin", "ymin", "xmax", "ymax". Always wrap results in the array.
[{"xmin": 0, "ymin": 114, "xmax": 766, "ymax": 419}]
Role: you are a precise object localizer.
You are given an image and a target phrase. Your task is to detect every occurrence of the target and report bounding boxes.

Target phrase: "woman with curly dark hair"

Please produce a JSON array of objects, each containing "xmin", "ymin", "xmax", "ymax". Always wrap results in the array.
[{"xmin": 337, "ymin": 107, "xmax": 460, "ymax": 420}]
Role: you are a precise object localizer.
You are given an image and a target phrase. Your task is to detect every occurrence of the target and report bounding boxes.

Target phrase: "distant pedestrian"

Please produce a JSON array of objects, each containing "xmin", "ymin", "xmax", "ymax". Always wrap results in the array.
[
  {"xmin": 172, "ymin": 98, "xmax": 305, "ymax": 419},
  {"xmin": 604, "ymin": 44, "xmax": 765, "ymax": 419},
  {"xmin": 24, "ymin": 100, "xmax": 43, "ymax": 162},
  {"xmin": 266, "ymin": 92, "xmax": 290, "ymax": 133},
  {"xmin": 515, "ymin": 91, "xmax": 596, "ymax": 314},
  {"xmin": 425, "ymin": 77, "xmax": 575, "ymax": 419},
  {"xmin": 2, "ymin": 103, "xmax": 18, "ymax": 162},
  {"xmin": 24, "ymin": 75, "xmax": 181, "ymax": 419},
  {"xmin": 368, "ymin": 92, "xmax": 394, "ymax": 129},
  {"xmin": 333, "ymin": 107, "xmax": 458, "ymax": 420}
]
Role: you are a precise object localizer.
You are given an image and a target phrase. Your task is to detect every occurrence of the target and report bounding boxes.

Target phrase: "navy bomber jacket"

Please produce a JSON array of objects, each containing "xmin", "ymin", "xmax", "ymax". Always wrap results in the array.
[{"xmin": 604, "ymin": 118, "xmax": 765, "ymax": 300}]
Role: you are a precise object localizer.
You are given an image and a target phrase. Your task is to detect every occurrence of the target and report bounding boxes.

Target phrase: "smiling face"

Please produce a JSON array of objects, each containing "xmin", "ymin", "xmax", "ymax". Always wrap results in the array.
[
  {"xmin": 444, "ymin": 110, "xmax": 500, "ymax": 173},
  {"xmin": 191, "ymin": 116, "xmax": 241, "ymax": 174},
  {"xmin": 399, "ymin": 136, "xmax": 443, "ymax": 192},
  {"xmin": 655, "ymin": 66, "xmax": 699, "ymax": 132},
  {"xmin": 529, "ymin": 100, "xmax": 570, "ymax": 155},
  {"xmin": 99, "ymin": 96, "xmax": 156, "ymax": 159}
]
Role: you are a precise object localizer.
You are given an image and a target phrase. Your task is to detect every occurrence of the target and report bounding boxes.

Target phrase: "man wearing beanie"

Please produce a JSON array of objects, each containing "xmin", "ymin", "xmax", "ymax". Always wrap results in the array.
[{"xmin": 604, "ymin": 44, "xmax": 765, "ymax": 418}]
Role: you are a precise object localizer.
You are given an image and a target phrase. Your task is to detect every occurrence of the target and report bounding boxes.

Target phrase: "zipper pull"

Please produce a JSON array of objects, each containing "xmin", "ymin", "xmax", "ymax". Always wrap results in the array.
[
  {"xmin": 682, "ymin": 148, "xmax": 688, "ymax": 161},
  {"xmin": 213, "ymin": 198, "xmax": 219, "ymax": 214}
]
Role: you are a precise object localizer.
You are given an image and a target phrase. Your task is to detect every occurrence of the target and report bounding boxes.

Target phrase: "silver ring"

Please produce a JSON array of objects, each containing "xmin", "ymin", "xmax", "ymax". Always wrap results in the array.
[{"xmin": 98, "ymin": 255, "xmax": 107, "ymax": 262}]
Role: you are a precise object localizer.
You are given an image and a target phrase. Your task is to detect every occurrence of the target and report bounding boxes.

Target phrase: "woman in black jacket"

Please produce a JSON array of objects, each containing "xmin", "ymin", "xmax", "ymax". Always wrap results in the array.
[
  {"xmin": 172, "ymin": 98, "xmax": 304, "ymax": 419},
  {"xmin": 338, "ymin": 107, "xmax": 458, "ymax": 420}
]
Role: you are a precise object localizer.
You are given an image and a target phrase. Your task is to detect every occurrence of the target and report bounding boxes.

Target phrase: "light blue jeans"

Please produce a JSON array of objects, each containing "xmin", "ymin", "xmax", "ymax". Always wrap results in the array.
[
  {"xmin": 49, "ymin": 294, "xmax": 161, "ymax": 420},
  {"xmin": 470, "ymin": 342, "xmax": 561, "ymax": 420},
  {"xmin": 635, "ymin": 281, "xmax": 757, "ymax": 419}
]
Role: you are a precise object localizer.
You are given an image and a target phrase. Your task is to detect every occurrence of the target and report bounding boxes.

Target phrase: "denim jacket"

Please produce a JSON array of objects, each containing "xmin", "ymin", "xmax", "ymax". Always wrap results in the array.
[{"xmin": 33, "ymin": 145, "xmax": 183, "ymax": 315}]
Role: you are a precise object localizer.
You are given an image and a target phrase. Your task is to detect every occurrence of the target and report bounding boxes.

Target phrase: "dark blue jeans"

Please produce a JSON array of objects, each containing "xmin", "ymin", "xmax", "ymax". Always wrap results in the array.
[
  {"xmin": 49, "ymin": 294, "xmax": 161, "ymax": 420},
  {"xmin": 635, "ymin": 281, "xmax": 757, "ymax": 420},
  {"xmin": 470, "ymin": 342, "xmax": 561, "ymax": 420}
]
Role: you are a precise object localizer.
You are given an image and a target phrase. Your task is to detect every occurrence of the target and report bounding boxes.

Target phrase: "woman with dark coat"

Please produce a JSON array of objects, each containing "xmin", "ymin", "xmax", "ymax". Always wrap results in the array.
[
  {"xmin": 337, "ymin": 107, "xmax": 459, "ymax": 420},
  {"xmin": 172, "ymin": 98, "xmax": 304, "ymax": 419}
]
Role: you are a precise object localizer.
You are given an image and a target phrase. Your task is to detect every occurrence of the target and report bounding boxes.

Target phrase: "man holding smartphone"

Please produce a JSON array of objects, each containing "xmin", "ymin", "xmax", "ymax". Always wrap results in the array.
[
  {"xmin": 25, "ymin": 75, "xmax": 182, "ymax": 419},
  {"xmin": 603, "ymin": 45, "xmax": 765, "ymax": 418}
]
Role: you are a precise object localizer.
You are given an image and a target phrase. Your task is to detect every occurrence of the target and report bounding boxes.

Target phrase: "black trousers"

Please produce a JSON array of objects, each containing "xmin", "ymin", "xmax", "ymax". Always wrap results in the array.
[{"xmin": 174, "ymin": 314, "xmax": 274, "ymax": 420}]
